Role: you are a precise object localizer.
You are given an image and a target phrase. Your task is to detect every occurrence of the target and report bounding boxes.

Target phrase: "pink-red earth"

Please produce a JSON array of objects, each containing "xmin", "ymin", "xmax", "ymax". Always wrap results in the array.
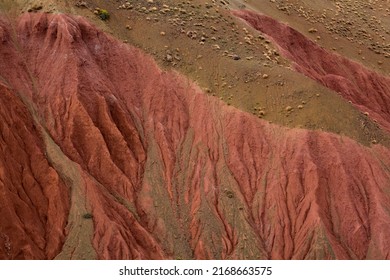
[
  {"xmin": 0, "ymin": 12, "xmax": 389, "ymax": 259},
  {"xmin": 234, "ymin": 10, "xmax": 390, "ymax": 132}
]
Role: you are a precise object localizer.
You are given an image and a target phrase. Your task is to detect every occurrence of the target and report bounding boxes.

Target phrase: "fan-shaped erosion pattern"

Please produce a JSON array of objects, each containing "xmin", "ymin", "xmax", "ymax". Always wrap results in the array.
[
  {"xmin": 233, "ymin": 10, "xmax": 390, "ymax": 133},
  {"xmin": 0, "ymin": 12, "xmax": 389, "ymax": 259}
]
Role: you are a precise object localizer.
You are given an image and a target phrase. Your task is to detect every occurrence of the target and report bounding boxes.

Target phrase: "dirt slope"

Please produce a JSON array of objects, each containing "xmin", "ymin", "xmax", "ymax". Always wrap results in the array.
[
  {"xmin": 0, "ymin": 12, "xmax": 390, "ymax": 259},
  {"xmin": 234, "ymin": 10, "xmax": 390, "ymax": 133},
  {"xmin": 2, "ymin": 0, "xmax": 387, "ymax": 146}
]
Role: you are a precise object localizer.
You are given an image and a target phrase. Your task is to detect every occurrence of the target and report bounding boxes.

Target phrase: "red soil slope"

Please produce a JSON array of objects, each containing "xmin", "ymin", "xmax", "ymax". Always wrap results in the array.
[
  {"xmin": 0, "ymin": 84, "xmax": 69, "ymax": 259},
  {"xmin": 234, "ymin": 10, "xmax": 390, "ymax": 132},
  {"xmin": 0, "ymin": 13, "xmax": 389, "ymax": 259}
]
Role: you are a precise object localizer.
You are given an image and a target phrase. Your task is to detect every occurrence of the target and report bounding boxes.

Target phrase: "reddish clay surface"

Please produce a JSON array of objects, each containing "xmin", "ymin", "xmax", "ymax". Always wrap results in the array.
[
  {"xmin": 233, "ymin": 10, "xmax": 390, "ymax": 132},
  {"xmin": 0, "ymin": 13, "xmax": 390, "ymax": 259},
  {"xmin": 0, "ymin": 84, "xmax": 69, "ymax": 259}
]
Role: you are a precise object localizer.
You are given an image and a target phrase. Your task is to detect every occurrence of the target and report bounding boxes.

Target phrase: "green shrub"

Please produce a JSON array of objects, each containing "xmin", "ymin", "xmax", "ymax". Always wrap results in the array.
[{"xmin": 95, "ymin": 8, "xmax": 110, "ymax": 21}]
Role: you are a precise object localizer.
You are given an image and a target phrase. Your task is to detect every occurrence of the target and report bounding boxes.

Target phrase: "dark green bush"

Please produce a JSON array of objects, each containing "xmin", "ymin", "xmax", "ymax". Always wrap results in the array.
[{"xmin": 82, "ymin": 213, "xmax": 93, "ymax": 219}]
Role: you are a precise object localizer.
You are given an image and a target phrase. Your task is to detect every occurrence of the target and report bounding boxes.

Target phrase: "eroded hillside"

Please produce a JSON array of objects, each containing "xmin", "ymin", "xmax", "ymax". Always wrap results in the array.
[{"xmin": 0, "ymin": 12, "xmax": 389, "ymax": 259}]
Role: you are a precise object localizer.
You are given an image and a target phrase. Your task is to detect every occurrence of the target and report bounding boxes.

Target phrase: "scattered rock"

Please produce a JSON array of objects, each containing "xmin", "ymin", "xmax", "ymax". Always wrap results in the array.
[
  {"xmin": 225, "ymin": 190, "xmax": 234, "ymax": 198},
  {"xmin": 75, "ymin": 1, "xmax": 87, "ymax": 8},
  {"xmin": 165, "ymin": 54, "xmax": 173, "ymax": 62},
  {"xmin": 187, "ymin": 30, "xmax": 197, "ymax": 39}
]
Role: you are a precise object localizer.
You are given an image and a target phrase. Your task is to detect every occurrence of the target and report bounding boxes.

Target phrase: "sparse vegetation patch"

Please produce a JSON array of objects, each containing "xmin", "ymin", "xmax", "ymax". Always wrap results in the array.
[{"xmin": 94, "ymin": 8, "xmax": 110, "ymax": 21}]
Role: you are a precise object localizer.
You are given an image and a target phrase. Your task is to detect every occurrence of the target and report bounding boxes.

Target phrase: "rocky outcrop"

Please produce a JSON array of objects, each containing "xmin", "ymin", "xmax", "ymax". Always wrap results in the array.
[{"xmin": 0, "ymin": 13, "xmax": 389, "ymax": 259}]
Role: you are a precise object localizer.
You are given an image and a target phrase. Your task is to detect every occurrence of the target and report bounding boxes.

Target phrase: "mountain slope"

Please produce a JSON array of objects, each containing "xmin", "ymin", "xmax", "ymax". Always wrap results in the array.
[
  {"xmin": 0, "ymin": 12, "xmax": 389, "ymax": 259},
  {"xmin": 234, "ymin": 10, "xmax": 390, "ymax": 133}
]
